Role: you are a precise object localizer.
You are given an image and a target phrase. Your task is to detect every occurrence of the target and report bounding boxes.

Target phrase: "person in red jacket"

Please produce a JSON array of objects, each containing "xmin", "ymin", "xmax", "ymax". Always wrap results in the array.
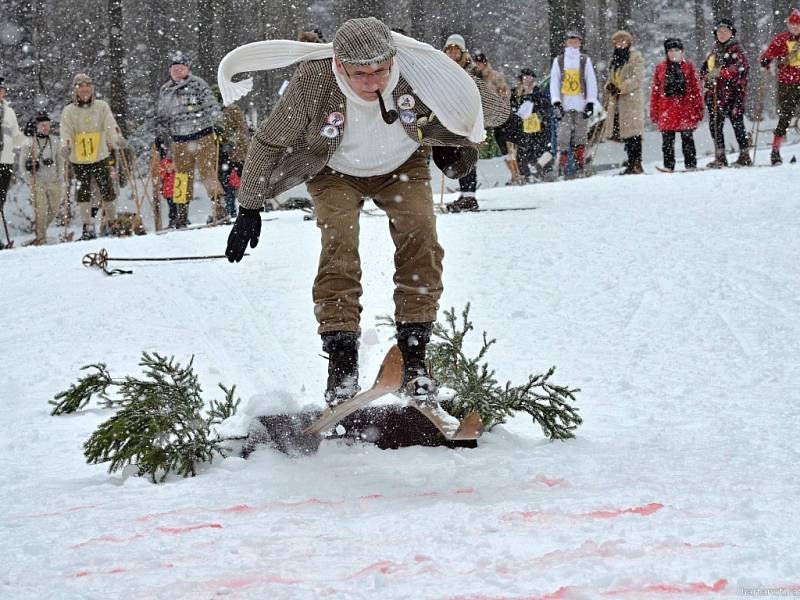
[
  {"xmin": 650, "ymin": 38, "xmax": 704, "ymax": 171},
  {"xmin": 759, "ymin": 9, "xmax": 800, "ymax": 165}
]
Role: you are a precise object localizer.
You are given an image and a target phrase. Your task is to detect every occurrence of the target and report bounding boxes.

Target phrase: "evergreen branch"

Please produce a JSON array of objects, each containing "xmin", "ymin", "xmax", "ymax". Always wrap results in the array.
[{"xmin": 50, "ymin": 363, "xmax": 118, "ymax": 415}]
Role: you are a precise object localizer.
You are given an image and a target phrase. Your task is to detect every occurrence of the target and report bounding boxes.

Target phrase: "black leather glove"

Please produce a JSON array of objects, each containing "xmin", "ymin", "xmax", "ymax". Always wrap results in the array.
[
  {"xmin": 225, "ymin": 207, "xmax": 261, "ymax": 263},
  {"xmin": 583, "ymin": 102, "xmax": 594, "ymax": 119},
  {"xmin": 552, "ymin": 102, "xmax": 564, "ymax": 120},
  {"xmin": 432, "ymin": 146, "xmax": 464, "ymax": 178},
  {"xmin": 605, "ymin": 82, "xmax": 621, "ymax": 96}
]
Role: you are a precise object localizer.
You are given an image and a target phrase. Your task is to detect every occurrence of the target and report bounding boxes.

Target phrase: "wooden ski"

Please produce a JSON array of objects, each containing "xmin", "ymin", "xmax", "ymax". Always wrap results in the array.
[
  {"xmin": 303, "ymin": 345, "xmax": 404, "ymax": 435},
  {"xmin": 405, "ymin": 399, "xmax": 483, "ymax": 441}
]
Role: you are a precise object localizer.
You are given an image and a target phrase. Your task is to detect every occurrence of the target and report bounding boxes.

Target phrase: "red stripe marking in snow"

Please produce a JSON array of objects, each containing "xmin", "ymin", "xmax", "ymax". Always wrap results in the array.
[
  {"xmin": 71, "ymin": 567, "xmax": 129, "ymax": 578},
  {"xmin": 156, "ymin": 523, "xmax": 223, "ymax": 535},
  {"xmin": 534, "ymin": 475, "xmax": 570, "ymax": 488},
  {"xmin": 70, "ymin": 533, "xmax": 145, "ymax": 549},
  {"xmin": 505, "ymin": 502, "xmax": 664, "ymax": 522},
  {"xmin": 15, "ymin": 504, "xmax": 98, "ymax": 519},
  {"xmin": 603, "ymin": 578, "xmax": 728, "ymax": 596}
]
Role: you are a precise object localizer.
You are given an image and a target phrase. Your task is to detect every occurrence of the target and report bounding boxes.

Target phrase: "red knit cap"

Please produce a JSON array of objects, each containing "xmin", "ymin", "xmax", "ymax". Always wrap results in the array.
[{"xmin": 789, "ymin": 9, "xmax": 800, "ymax": 26}]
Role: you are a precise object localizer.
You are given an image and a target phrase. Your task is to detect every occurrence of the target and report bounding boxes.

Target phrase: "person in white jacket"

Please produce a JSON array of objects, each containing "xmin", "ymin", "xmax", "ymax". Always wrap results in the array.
[
  {"xmin": 1, "ymin": 77, "xmax": 25, "ymax": 242},
  {"xmin": 549, "ymin": 31, "xmax": 599, "ymax": 177}
]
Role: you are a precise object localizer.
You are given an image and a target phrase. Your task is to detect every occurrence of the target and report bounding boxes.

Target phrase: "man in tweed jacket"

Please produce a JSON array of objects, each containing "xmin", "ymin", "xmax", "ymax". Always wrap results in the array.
[{"xmin": 226, "ymin": 17, "xmax": 509, "ymax": 406}]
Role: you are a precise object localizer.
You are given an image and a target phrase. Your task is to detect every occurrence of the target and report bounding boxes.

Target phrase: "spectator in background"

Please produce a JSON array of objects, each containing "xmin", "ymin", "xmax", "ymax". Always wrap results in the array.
[
  {"xmin": 213, "ymin": 85, "xmax": 250, "ymax": 219},
  {"xmin": 156, "ymin": 52, "xmax": 226, "ymax": 227},
  {"xmin": 0, "ymin": 76, "xmax": 25, "ymax": 246},
  {"xmin": 19, "ymin": 111, "xmax": 64, "ymax": 245},
  {"xmin": 550, "ymin": 31, "xmax": 598, "ymax": 179},
  {"xmin": 602, "ymin": 30, "xmax": 646, "ymax": 175},
  {"xmin": 650, "ymin": 38, "xmax": 704, "ymax": 171},
  {"xmin": 511, "ymin": 68, "xmax": 552, "ymax": 181},
  {"xmin": 759, "ymin": 8, "xmax": 800, "ymax": 165},
  {"xmin": 60, "ymin": 73, "xmax": 121, "ymax": 240},
  {"xmin": 700, "ymin": 18, "xmax": 750, "ymax": 168}
]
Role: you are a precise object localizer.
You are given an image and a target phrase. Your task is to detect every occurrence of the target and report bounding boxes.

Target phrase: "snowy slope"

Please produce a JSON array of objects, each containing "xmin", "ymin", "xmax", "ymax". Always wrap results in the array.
[{"xmin": 2, "ymin": 154, "xmax": 800, "ymax": 599}]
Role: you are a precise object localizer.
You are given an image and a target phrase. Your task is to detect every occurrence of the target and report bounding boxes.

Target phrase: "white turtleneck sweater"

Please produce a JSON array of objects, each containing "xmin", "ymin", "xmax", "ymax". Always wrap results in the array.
[{"xmin": 327, "ymin": 60, "xmax": 420, "ymax": 177}]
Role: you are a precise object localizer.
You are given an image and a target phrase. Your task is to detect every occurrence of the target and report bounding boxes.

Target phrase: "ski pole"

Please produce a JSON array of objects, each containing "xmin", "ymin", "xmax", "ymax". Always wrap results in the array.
[{"xmin": 0, "ymin": 205, "xmax": 13, "ymax": 249}]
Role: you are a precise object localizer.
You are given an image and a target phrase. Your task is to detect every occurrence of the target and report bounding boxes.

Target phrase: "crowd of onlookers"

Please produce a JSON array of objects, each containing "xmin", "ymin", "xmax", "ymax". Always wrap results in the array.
[{"xmin": 1, "ymin": 9, "xmax": 799, "ymax": 245}]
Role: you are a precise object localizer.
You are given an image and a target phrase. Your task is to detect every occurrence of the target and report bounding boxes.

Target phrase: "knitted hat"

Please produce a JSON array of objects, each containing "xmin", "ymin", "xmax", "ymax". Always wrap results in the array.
[
  {"xmin": 170, "ymin": 51, "xmax": 191, "ymax": 66},
  {"xmin": 713, "ymin": 18, "xmax": 736, "ymax": 36},
  {"xmin": 443, "ymin": 34, "xmax": 467, "ymax": 52},
  {"xmin": 72, "ymin": 73, "xmax": 92, "ymax": 86},
  {"xmin": 35, "ymin": 110, "xmax": 51, "ymax": 123},
  {"xmin": 333, "ymin": 17, "xmax": 397, "ymax": 65},
  {"xmin": 788, "ymin": 9, "xmax": 800, "ymax": 26},
  {"xmin": 565, "ymin": 31, "xmax": 583, "ymax": 41},
  {"xmin": 664, "ymin": 37, "xmax": 684, "ymax": 52},
  {"xmin": 611, "ymin": 30, "xmax": 634, "ymax": 46},
  {"xmin": 519, "ymin": 68, "xmax": 537, "ymax": 78}
]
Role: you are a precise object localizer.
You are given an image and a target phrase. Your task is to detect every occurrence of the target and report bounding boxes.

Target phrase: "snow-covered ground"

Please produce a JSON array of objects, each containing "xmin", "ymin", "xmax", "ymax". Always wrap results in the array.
[{"xmin": 2, "ymin": 143, "xmax": 799, "ymax": 599}]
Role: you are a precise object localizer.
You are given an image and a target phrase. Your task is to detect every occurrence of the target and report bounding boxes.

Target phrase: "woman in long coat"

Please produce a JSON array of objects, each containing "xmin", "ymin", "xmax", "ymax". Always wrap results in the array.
[{"xmin": 601, "ymin": 30, "xmax": 646, "ymax": 174}]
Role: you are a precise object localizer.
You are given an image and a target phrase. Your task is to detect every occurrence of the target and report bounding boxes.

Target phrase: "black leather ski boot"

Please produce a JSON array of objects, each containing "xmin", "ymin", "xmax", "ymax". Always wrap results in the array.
[
  {"xmin": 321, "ymin": 331, "xmax": 360, "ymax": 406},
  {"xmin": 396, "ymin": 322, "xmax": 438, "ymax": 401}
]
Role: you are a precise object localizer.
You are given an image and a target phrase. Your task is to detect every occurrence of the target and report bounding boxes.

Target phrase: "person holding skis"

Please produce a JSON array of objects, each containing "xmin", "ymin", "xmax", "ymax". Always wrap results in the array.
[
  {"xmin": 511, "ymin": 68, "xmax": 552, "ymax": 181},
  {"xmin": 700, "ymin": 18, "xmax": 751, "ymax": 168},
  {"xmin": 759, "ymin": 8, "xmax": 800, "ymax": 165},
  {"xmin": 650, "ymin": 38, "xmax": 704, "ymax": 171},
  {"xmin": 549, "ymin": 31, "xmax": 599, "ymax": 179},
  {"xmin": 220, "ymin": 17, "xmax": 509, "ymax": 405}
]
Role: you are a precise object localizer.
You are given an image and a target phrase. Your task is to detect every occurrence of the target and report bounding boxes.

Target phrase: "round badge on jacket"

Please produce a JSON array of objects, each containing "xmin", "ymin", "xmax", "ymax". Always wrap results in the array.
[
  {"xmin": 327, "ymin": 112, "xmax": 345, "ymax": 127},
  {"xmin": 397, "ymin": 94, "xmax": 416, "ymax": 110},
  {"xmin": 399, "ymin": 110, "xmax": 417, "ymax": 125},
  {"xmin": 320, "ymin": 125, "xmax": 339, "ymax": 139}
]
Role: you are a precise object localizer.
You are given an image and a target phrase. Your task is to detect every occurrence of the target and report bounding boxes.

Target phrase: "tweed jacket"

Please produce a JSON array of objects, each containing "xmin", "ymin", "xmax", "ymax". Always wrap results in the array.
[
  {"xmin": 238, "ymin": 59, "xmax": 510, "ymax": 209},
  {"xmin": 156, "ymin": 74, "xmax": 223, "ymax": 142}
]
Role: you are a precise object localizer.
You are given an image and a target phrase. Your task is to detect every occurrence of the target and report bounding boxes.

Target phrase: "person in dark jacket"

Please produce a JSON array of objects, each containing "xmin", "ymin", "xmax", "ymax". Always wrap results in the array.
[
  {"xmin": 650, "ymin": 38, "xmax": 704, "ymax": 171},
  {"xmin": 700, "ymin": 18, "xmax": 750, "ymax": 167},
  {"xmin": 510, "ymin": 69, "xmax": 552, "ymax": 180}
]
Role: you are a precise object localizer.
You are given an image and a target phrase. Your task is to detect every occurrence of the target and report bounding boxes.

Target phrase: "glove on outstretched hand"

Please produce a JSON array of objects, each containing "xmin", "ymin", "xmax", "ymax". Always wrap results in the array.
[
  {"xmin": 552, "ymin": 102, "xmax": 564, "ymax": 120},
  {"xmin": 225, "ymin": 207, "xmax": 261, "ymax": 263},
  {"xmin": 583, "ymin": 102, "xmax": 594, "ymax": 119}
]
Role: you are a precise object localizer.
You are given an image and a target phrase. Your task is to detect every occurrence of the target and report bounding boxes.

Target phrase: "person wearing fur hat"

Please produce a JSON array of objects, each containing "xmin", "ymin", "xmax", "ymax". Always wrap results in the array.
[
  {"xmin": 0, "ymin": 76, "xmax": 25, "ymax": 247},
  {"xmin": 59, "ymin": 73, "xmax": 122, "ymax": 240},
  {"xmin": 220, "ymin": 17, "xmax": 509, "ymax": 405},
  {"xmin": 442, "ymin": 33, "xmax": 482, "ymax": 212},
  {"xmin": 600, "ymin": 30, "xmax": 646, "ymax": 174},
  {"xmin": 700, "ymin": 18, "xmax": 750, "ymax": 168},
  {"xmin": 156, "ymin": 52, "xmax": 226, "ymax": 228},
  {"xmin": 759, "ymin": 9, "xmax": 800, "ymax": 165},
  {"xmin": 18, "ymin": 112, "xmax": 64, "ymax": 245},
  {"xmin": 549, "ymin": 31, "xmax": 599, "ymax": 178},
  {"xmin": 650, "ymin": 38, "xmax": 704, "ymax": 171}
]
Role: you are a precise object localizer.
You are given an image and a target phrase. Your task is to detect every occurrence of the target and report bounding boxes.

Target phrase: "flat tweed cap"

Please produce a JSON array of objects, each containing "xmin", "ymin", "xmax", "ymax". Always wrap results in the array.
[{"xmin": 333, "ymin": 17, "xmax": 397, "ymax": 65}]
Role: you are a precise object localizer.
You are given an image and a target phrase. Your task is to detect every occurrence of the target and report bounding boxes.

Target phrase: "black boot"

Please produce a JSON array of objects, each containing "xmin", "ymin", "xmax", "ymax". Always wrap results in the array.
[
  {"xmin": 396, "ymin": 322, "xmax": 438, "ymax": 400},
  {"xmin": 321, "ymin": 331, "xmax": 360, "ymax": 406}
]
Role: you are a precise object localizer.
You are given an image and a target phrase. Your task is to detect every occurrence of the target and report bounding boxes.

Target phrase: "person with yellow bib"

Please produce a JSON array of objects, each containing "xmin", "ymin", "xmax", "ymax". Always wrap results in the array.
[
  {"xmin": 759, "ymin": 9, "xmax": 800, "ymax": 166},
  {"xmin": 511, "ymin": 68, "xmax": 552, "ymax": 181},
  {"xmin": 60, "ymin": 73, "xmax": 122, "ymax": 240},
  {"xmin": 700, "ymin": 18, "xmax": 750, "ymax": 168},
  {"xmin": 549, "ymin": 31, "xmax": 598, "ymax": 178}
]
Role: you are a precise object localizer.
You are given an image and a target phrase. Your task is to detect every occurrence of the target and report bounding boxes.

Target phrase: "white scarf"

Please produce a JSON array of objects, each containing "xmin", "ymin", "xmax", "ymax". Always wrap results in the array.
[{"xmin": 217, "ymin": 32, "xmax": 485, "ymax": 143}]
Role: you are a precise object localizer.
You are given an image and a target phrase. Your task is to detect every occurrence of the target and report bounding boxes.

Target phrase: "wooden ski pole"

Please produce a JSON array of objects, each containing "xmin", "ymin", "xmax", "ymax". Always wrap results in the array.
[
  {"xmin": 61, "ymin": 162, "xmax": 73, "ymax": 242},
  {"xmin": 117, "ymin": 147, "xmax": 142, "ymax": 217},
  {"xmin": 147, "ymin": 144, "xmax": 162, "ymax": 231},
  {"xmin": 439, "ymin": 172, "xmax": 445, "ymax": 212}
]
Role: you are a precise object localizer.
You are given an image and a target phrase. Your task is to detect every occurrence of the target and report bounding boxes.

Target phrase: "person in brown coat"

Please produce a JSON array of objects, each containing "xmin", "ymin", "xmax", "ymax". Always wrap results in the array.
[
  {"xmin": 222, "ymin": 17, "xmax": 509, "ymax": 405},
  {"xmin": 601, "ymin": 30, "xmax": 646, "ymax": 174}
]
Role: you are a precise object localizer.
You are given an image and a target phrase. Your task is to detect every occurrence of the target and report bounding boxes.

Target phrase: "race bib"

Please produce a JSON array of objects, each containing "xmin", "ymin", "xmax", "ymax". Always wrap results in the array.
[
  {"xmin": 173, "ymin": 172, "xmax": 190, "ymax": 204},
  {"xmin": 787, "ymin": 41, "xmax": 800, "ymax": 67},
  {"xmin": 561, "ymin": 69, "xmax": 582, "ymax": 96},
  {"xmin": 523, "ymin": 114, "xmax": 542, "ymax": 134},
  {"xmin": 706, "ymin": 55, "xmax": 716, "ymax": 71},
  {"xmin": 74, "ymin": 132, "xmax": 100, "ymax": 163}
]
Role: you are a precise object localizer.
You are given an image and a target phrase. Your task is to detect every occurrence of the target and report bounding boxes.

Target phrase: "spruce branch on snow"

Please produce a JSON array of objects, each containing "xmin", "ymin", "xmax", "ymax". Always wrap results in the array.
[
  {"xmin": 380, "ymin": 305, "xmax": 582, "ymax": 440},
  {"xmin": 53, "ymin": 352, "xmax": 241, "ymax": 483},
  {"xmin": 50, "ymin": 363, "xmax": 119, "ymax": 415}
]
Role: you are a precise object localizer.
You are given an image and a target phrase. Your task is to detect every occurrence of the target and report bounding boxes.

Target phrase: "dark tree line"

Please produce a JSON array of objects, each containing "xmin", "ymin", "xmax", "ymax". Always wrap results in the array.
[{"xmin": 0, "ymin": 0, "xmax": 795, "ymax": 147}]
